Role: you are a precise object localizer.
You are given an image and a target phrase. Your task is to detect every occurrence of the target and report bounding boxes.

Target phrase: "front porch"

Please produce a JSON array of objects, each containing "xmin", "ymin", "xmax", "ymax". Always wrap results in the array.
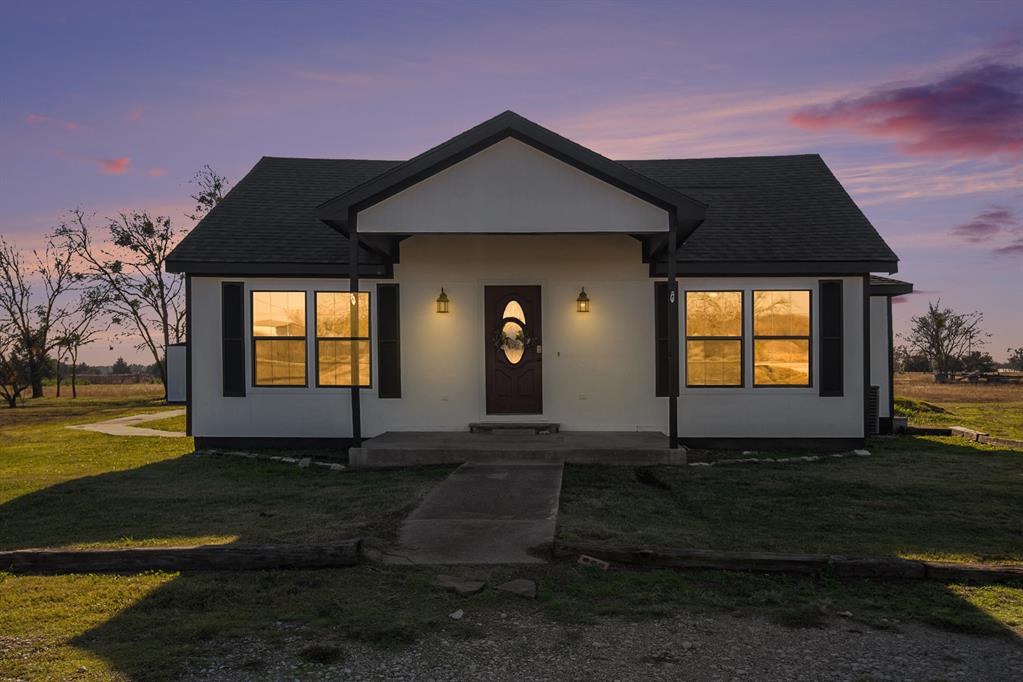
[{"xmin": 348, "ymin": 430, "xmax": 685, "ymax": 468}]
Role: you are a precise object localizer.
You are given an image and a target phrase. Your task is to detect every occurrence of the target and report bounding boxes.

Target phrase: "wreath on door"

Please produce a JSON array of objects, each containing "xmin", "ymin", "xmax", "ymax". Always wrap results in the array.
[{"xmin": 492, "ymin": 322, "xmax": 537, "ymax": 352}]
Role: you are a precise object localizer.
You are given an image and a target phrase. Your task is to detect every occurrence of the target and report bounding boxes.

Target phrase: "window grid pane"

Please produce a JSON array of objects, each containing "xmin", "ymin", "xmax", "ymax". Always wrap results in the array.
[
  {"xmin": 254, "ymin": 339, "xmax": 306, "ymax": 386},
  {"xmin": 316, "ymin": 291, "xmax": 371, "ymax": 387},
  {"xmin": 753, "ymin": 291, "xmax": 810, "ymax": 337},
  {"xmin": 755, "ymin": 339, "xmax": 810, "ymax": 386},
  {"xmin": 252, "ymin": 291, "xmax": 305, "ymax": 337},
  {"xmin": 753, "ymin": 290, "xmax": 811, "ymax": 386},
  {"xmin": 318, "ymin": 340, "xmax": 371, "ymax": 386},
  {"xmin": 687, "ymin": 340, "xmax": 742, "ymax": 386},
  {"xmin": 685, "ymin": 290, "xmax": 743, "ymax": 387},
  {"xmin": 316, "ymin": 292, "xmax": 369, "ymax": 338},
  {"xmin": 686, "ymin": 291, "xmax": 742, "ymax": 337},
  {"xmin": 252, "ymin": 291, "xmax": 307, "ymax": 387}
]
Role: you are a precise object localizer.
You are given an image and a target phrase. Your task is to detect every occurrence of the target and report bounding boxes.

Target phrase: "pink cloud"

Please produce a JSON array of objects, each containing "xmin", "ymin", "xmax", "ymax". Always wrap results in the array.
[
  {"xmin": 25, "ymin": 113, "xmax": 82, "ymax": 130},
  {"xmin": 147, "ymin": 167, "xmax": 167, "ymax": 177},
  {"xmin": 789, "ymin": 61, "xmax": 1023, "ymax": 159},
  {"xmin": 96, "ymin": 157, "xmax": 131, "ymax": 174},
  {"xmin": 130, "ymin": 107, "xmax": 144, "ymax": 122}
]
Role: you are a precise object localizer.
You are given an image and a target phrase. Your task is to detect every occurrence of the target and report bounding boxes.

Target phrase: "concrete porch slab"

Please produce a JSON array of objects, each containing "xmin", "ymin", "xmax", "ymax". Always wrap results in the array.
[
  {"xmin": 386, "ymin": 461, "xmax": 564, "ymax": 565},
  {"xmin": 349, "ymin": 431, "xmax": 685, "ymax": 468}
]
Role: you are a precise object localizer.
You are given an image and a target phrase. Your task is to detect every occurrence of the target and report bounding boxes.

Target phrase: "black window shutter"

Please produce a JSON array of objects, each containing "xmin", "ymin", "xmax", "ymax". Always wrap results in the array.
[
  {"xmin": 377, "ymin": 283, "xmax": 401, "ymax": 398},
  {"xmin": 819, "ymin": 280, "xmax": 843, "ymax": 396},
  {"xmin": 654, "ymin": 282, "xmax": 670, "ymax": 397},
  {"xmin": 221, "ymin": 282, "xmax": 246, "ymax": 397}
]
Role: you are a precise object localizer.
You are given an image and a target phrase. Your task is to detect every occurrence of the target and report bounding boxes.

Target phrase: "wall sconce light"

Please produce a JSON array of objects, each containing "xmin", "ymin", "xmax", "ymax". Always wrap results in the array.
[
  {"xmin": 436, "ymin": 288, "xmax": 450, "ymax": 313},
  {"xmin": 576, "ymin": 287, "xmax": 590, "ymax": 313}
]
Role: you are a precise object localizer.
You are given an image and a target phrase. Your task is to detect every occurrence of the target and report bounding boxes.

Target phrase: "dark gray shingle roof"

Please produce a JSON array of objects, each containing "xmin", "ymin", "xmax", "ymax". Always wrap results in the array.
[
  {"xmin": 869, "ymin": 275, "xmax": 914, "ymax": 295},
  {"xmin": 168, "ymin": 153, "xmax": 898, "ymax": 272},
  {"xmin": 619, "ymin": 155, "xmax": 896, "ymax": 264}
]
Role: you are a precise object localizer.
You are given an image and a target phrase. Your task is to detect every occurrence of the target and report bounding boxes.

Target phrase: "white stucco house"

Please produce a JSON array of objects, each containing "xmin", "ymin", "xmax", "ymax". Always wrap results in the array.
[{"xmin": 166, "ymin": 111, "xmax": 912, "ymax": 462}]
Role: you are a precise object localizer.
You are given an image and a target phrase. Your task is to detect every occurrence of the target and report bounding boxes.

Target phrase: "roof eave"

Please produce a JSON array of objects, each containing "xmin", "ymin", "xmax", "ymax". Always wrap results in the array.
[{"xmin": 651, "ymin": 259, "xmax": 900, "ymax": 277}]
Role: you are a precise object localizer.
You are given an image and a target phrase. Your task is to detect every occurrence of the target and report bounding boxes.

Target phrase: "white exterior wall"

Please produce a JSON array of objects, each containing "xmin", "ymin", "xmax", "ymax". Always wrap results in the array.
[
  {"xmin": 870, "ymin": 295, "xmax": 891, "ymax": 418},
  {"xmin": 190, "ymin": 235, "xmax": 665, "ymax": 438},
  {"xmin": 359, "ymin": 138, "xmax": 668, "ymax": 234},
  {"xmin": 678, "ymin": 276, "xmax": 866, "ymax": 439},
  {"xmin": 189, "ymin": 237, "xmax": 867, "ymax": 439}
]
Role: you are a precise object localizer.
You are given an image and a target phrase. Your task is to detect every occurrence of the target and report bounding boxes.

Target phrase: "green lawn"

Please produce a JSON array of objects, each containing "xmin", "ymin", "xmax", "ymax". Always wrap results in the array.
[
  {"xmin": 557, "ymin": 436, "xmax": 1023, "ymax": 565},
  {"xmin": 2, "ymin": 395, "xmax": 1021, "ymax": 680},
  {"xmin": 893, "ymin": 372, "xmax": 1023, "ymax": 439},
  {"xmin": 140, "ymin": 413, "xmax": 187, "ymax": 433},
  {"xmin": 0, "ymin": 397, "xmax": 449, "ymax": 551},
  {"xmin": 895, "ymin": 397, "xmax": 1023, "ymax": 439}
]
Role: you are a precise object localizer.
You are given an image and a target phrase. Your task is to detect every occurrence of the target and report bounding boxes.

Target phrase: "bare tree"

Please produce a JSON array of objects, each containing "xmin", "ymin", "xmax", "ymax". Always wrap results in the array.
[
  {"xmin": 0, "ymin": 237, "xmax": 78, "ymax": 397},
  {"xmin": 0, "ymin": 332, "xmax": 32, "ymax": 408},
  {"xmin": 54, "ymin": 288, "xmax": 109, "ymax": 398},
  {"xmin": 52, "ymin": 167, "xmax": 228, "ymax": 389},
  {"xmin": 901, "ymin": 300, "xmax": 989, "ymax": 383},
  {"xmin": 53, "ymin": 209, "xmax": 183, "ymax": 386},
  {"xmin": 187, "ymin": 165, "xmax": 228, "ymax": 221}
]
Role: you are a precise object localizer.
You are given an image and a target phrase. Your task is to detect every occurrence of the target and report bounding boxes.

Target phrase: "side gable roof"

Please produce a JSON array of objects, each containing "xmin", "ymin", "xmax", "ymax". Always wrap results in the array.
[
  {"xmin": 167, "ymin": 157, "xmax": 402, "ymax": 276},
  {"xmin": 623, "ymin": 155, "xmax": 898, "ymax": 274},
  {"xmin": 317, "ymin": 111, "xmax": 707, "ymax": 231}
]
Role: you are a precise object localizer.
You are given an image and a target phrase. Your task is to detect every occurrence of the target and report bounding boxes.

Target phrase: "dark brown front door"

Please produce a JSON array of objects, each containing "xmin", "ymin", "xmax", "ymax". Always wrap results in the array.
[{"xmin": 485, "ymin": 285, "xmax": 542, "ymax": 415}]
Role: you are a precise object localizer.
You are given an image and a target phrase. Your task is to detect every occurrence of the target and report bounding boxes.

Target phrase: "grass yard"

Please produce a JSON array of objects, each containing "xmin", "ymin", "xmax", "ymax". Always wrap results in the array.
[
  {"xmin": 137, "ymin": 413, "xmax": 187, "ymax": 433},
  {"xmin": 1, "ymin": 391, "xmax": 1021, "ymax": 680},
  {"xmin": 0, "ymin": 395, "xmax": 449, "ymax": 551},
  {"xmin": 557, "ymin": 437, "xmax": 1023, "ymax": 565},
  {"xmin": 894, "ymin": 372, "xmax": 1023, "ymax": 439}
]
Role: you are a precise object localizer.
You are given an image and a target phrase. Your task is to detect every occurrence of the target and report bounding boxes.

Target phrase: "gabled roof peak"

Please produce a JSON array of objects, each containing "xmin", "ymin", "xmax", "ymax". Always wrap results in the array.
[{"xmin": 317, "ymin": 110, "xmax": 707, "ymax": 228}]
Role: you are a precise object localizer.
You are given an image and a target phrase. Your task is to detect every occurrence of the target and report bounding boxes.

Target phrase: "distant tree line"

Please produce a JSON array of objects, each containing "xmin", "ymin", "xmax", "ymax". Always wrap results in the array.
[{"xmin": 0, "ymin": 167, "xmax": 227, "ymax": 407}]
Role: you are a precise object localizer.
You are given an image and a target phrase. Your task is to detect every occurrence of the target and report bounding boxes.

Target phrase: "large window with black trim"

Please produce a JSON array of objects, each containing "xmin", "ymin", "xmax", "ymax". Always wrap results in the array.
[
  {"xmin": 316, "ymin": 291, "xmax": 371, "ymax": 387},
  {"xmin": 753, "ymin": 290, "xmax": 811, "ymax": 386},
  {"xmin": 252, "ymin": 291, "xmax": 307, "ymax": 386},
  {"xmin": 685, "ymin": 291, "xmax": 743, "ymax": 387}
]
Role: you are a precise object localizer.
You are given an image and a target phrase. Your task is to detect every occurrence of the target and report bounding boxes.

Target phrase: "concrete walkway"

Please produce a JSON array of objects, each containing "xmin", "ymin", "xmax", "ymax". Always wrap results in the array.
[
  {"xmin": 67, "ymin": 409, "xmax": 186, "ymax": 438},
  {"xmin": 387, "ymin": 461, "xmax": 564, "ymax": 565}
]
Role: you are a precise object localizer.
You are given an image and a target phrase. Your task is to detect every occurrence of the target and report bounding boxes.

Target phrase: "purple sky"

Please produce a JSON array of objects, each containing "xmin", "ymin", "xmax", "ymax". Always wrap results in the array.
[{"xmin": 2, "ymin": 0, "xmax": 1021, "ymax": 363}]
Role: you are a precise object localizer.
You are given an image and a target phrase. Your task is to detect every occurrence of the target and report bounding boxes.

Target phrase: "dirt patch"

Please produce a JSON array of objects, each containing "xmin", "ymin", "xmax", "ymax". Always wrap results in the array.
[{"xmin": 180, "ymin": 611, "xmax": 1023, "ymax": 681}]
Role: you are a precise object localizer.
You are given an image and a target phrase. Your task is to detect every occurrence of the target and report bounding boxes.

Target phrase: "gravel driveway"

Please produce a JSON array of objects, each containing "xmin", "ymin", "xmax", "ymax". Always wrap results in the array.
[{"xmin": 183, "ymin": 610, "xmax": 1023, "ymax": 681}]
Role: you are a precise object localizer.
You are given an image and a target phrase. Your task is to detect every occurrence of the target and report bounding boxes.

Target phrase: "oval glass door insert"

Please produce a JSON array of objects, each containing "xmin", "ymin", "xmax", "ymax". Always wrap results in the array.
[{"xmin": 500, "ymin": 300, "xmax": 526, "ymax": 365}]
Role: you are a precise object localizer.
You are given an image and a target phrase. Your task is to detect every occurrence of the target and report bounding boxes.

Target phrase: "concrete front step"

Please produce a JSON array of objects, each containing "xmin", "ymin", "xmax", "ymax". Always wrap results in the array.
[
  {"xmin": 348, "ymin": 431, "xmax": 686, "ymax": 468},
  {"xmin": 468, "ymin": 422, "xmax": 560, "ymax": 435}
]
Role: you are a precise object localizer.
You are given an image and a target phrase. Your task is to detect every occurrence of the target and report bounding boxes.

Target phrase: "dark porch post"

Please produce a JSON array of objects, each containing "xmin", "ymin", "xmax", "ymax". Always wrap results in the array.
[
  {"xmin": 348, "ymin": 209, "xmax": 362, "ymax": 446},
  {"xmin": 667, "ymin": 212, "xmax": 679, "ymax": 449}
]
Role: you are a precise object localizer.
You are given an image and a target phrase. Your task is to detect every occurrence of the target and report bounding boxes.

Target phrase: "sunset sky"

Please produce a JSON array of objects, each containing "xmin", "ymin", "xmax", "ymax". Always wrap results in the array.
[{"xmin": 2, "ymin": 0, "xmax": 1020, "ymax": 363}]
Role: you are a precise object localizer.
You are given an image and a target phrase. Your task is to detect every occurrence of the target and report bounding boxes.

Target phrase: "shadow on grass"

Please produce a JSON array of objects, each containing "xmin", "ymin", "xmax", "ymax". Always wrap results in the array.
[
  {"xmin": 1, "ymin": 450, "xmax": 457, "ymax": 678},
  {"xmin": 0, "ymin": 452, "xmax": 450, "ymax": 550},
  {"xmin": 2, "ymin": 436, "xmax": 1021, "ymax": 679}
]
